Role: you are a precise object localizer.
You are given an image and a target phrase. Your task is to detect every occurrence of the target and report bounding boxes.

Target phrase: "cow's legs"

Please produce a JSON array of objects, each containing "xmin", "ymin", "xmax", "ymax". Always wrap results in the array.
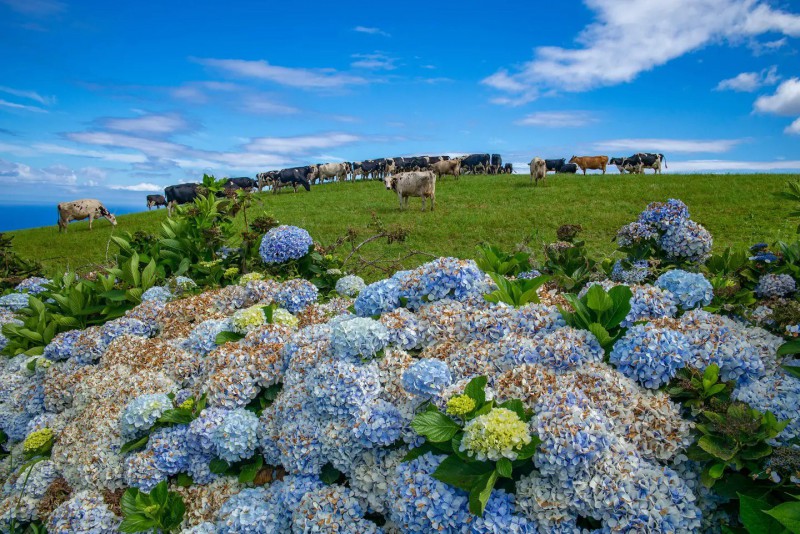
[{"xmin": 88, "ymin": 214, "xmax": 94, "ymax": 230}]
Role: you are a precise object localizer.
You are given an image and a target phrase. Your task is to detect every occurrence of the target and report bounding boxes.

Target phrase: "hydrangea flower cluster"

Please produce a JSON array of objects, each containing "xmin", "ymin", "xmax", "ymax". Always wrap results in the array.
[
  {"xmin": 516, "ymin": 269, "xmax": 542, "ymax": 280},
  {"xmin": 656, "ymin": 269, "xmax": 714, "ymax": 309},
  {"xmin": 119, "ymin": 392, "xmax": 173, "ymax": 438},
  {"xmin": 638, "ymin": 198, "xmax": 690, "ymax": 230},
  {"xmin": 615, "ymin": 221, "xmax": 658, "ymax": 247},
  {"xmin": 609, "ymin": 324, "xmax": 692, "ymax": 388},
  {"xmin": 397, "ymin": 257, "xmax": 485, "ymax": 310},
  {"xmin": 755, "ymin": 273, "xmax": 797, "ymax": 298},
  {"xmin": 183, "ymin": 318, "xmax": 232, "ymax": 355},
  {"xmin": 15, "ymin": 277, "xmax": 51, "ymax": 295},
  {"xmin": 354, "ymin": 278, "xmax": 401, "ymax": 317},
  {"xmin": 402, "ymin": 358, "xmax": 453, "ymax": 397},
  {"xmin": 335, "ymin": 274, "xmax": 366, "ymax": 297},
  {"xmin": 47, "ymin": 491, "xmax": 120, "ymax": 533},
  {"xmin": 231, "ymin": 305, "xmax": 266, "ymax": 333},
  {"xmin": 141, "ymin": 285, "xmax": 172, "ymax": 303},
  {"xmin": 0, "ymin": 292, "xmax": 29, "ymax": 311},
  {"xmin": 272, "ymin": 307, "xmax": 299, "ymax": 328},
  {"xmin": 330, "ymin": 317, "xmax": 389, "ymax": 360},
  {"xmin": 275, "ymin": 278, "xmax": 319, "ymax": 313},
  {"xmin": 460, "ymin": 407, "xmax": 532, "ymax": 461},
  {"xmin": 611, "ymin": 259, "xmax": 650, "ymax": 284},
  {"xmin": 259, "ymin": 225, "xmax": 313, "ymax": 264}
]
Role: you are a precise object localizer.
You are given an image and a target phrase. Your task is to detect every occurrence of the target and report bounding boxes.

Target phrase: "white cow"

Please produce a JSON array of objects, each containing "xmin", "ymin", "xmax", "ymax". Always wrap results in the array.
[
  {"xmin": 317, "ymin": 162, "xmax": 350, "ymax": 183},
  {"xmin": 529, "ymin": 157, "xmax": 546, "ymax": 185},
  {"xmin": 57, "ymin": 199, "xmax": 117, "ymax": 232},
  {"xmin": 384, "ymin": 171, "xmax": 436, "ymax": 211}
]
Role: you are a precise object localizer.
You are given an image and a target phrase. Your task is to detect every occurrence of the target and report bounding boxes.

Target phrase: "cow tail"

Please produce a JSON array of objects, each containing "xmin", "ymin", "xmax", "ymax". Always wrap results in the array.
[{"xmin": 662, "ymin": 154, "xmax": 667, "ymax": 169}]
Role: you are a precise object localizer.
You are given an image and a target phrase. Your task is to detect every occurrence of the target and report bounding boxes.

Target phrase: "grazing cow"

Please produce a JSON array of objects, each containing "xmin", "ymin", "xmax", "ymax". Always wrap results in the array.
[
  {"xmin": 317, "ymin": 162, "xmax": 350, "ymax": 183},
  {"xmin": 568, "ymin": 155, "xmax": 609, "ymax": 175},
  {"xmin": 165, "ymin": 183, "xmax": 200, "ymax": 215},
  {"xmin": 557, "ymin": 163, "xmax": 578, "ymax": 174},
  {"xmin": 224, "ymin": 177, "xmax": 258, "ymax": 191},
  {"xmin": 632, "ymin": 153, "xmax": 667, "ymax": 174},
  {"xmin": 57, "ymin": 199, "xmax": 117, "ymax": 232},
  {"xmin": 146, "ymin": 194, "xmax": 167, "ymax": 210},
  {"xmin": 544, "ymin": 158, "xmax": 566, "ymax": 173},
  {"xmin": 271, "ymin": 166, "xmax": 315, "ymax": 194},
  {"xmin": 503, "ymin": 163, "xmax": 514, "ymax": 174},
  {"xmin": 385, "ymin": 171, "xmax": 436, "ymax": 211},
  {"xmin": 431, "ymin": 158, "xmax": 461, "ymax": 180},
  {"xmin": 529, "ymin": 157, "xmax": 546, "ymax": 185},
  {"xmin": 490, "ymin": 154, "xmax": 503, "ymax": 175},
  {"xmin": 610, "ymin": 157, "xmax": 644, "ymax": 174},
  {"xmin": 461, "ymin": 154, "xmax": 490, "ymax": 174},
  {"xmin": 256, "ymin": 171, "xmax": 280, "ymax": 191}
]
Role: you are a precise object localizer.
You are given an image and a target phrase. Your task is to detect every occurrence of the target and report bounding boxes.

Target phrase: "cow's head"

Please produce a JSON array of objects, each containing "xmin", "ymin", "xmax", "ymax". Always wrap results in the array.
[
  {"xmin": 384, "ymin": 175, "xmax": 397, "ymax": 191},
  {"xmin": 568, "ymin": 155, "xmax": 577, "ymax": 164},
  {"xmin": 100, "ymin": 207, "xmax": 117, "ymax": 226}
]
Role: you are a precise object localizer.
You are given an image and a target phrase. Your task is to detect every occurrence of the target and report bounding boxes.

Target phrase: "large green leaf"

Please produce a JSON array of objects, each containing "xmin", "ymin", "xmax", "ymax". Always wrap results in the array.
[
  {"xmin": 411, "ymin": 411, "xmax": 461, "ymax": 443},
  {"xmin": 697, "ymin": 435, "xmax": 738, "ymax": 461},
  {"xmin": 215, "ymin": 331, "xmax": 246, "ymax": 345},
  {"xmin": 431, "ymin": 455, "xmax": 494, "ymax": 491},
  {"xmin": 119, "ymin": 513, "xmax": 157, "ymax": 533},
  {"xmin": 150, "ymin": 480, "xmax": 168, "ymax": 507},
  {"xmin": 496, "ymin": 458, "xmax": 513, "ymax": 478},
  {"xmin": 764, "ymin": 502, "xmax": 800, "ymax": 533},
  {"xmin": 585, "ymin": 284, "xmax": 613, "ymax": 313},
  {"xmin": 778, "ymin": 340, "xmax": 800, "ymax": 357},
  {"xmin": 120, "ymin": 489, "xmax": 140, "ymax": 517},
  {"xmin": 238, "ymin": 455, "xmax": 264, "ymax": 484},
  {"xmin": 738, "ymin": 494, "xmax": 786, "ymax": 534},
  {"xmin": 468, "ymin": 470, "xmax": 498, "ymax": 516},
  {"xmin": 464, "ymin": 376, "xmax": 487, "ymax": 406}
]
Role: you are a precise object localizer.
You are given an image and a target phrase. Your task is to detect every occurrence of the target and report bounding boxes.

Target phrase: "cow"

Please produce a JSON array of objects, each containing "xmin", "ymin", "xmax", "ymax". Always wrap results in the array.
[
  {"xmin": 568, "ymin": 155, "xmax": 609, "ymax": 175},
  {"xmin": 146, "ymin": 194, "xmax": 166, "ymax": 210},
  {"xmin": 431, "ymin": 158, "xmax": 461, "ymax": 180},
  {"xmin": 610, "ymin": 157, "xmax": 644, "ymax": 174},
  {"xmin": 165, "ymin": 183, "xmax": 200, "ymax": 215},
  {"xmin": 383, "ymin": 158, "xmax": 396, "ymax": 178},
  {"xmin": 271, "ymin": 166, "xmax": 315, "ymax": 194},
  {"xmin": 503, "ymin": 163, "xmax": 514, "ymax": 174},
  {"xmin": 317, "ymin": 162, "xmax": 350, "ymax": 183},
  {"xmin": 489, "ymin": 154, "xmax": 503, "ymax": 175},
  {"xmin": 385, "ymin": 171, "xmax": 436, "ymax": 211},
  {"xmin": 529, "ymin": 157, "xmax": 546, "ymax": 185},
  {"xmin": 224, "ymin": 177, "xmax": 258, "ymax": 191},
  {"xmin": 545, "ymin": 158, "xmax": 566, "ymax": 173},
  {"xmin": 57, "ymin": 199, "xmax": 117, "ymax": 232},
  {"xmin": 632, "ymin": 153, "xmax": 667, "ymax": 174},
  {"xmin": 461, "ymin": 154, "xmax": 490, "ymax": 174},
  {"xmin": 557, "ymin": 163, "xmax": 578, "ymax": 174},
  {"xmin": 256, "ymin": 171, "xmax": 279, "ymax": 191}
]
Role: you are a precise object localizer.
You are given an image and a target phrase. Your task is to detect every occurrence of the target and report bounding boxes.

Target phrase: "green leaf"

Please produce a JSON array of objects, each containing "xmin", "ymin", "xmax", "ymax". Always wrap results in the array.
[
  {"xmin": 708, "ymin": 462, "xmax": 726, "ymax": 479},
  {"xmin": 497, "ymin": 399, "xmax": 527, "ymax": 422},
  {"xmin": 741, "ymin": 441, "xmax": 773, "ymax": 460},
  {"xmin": 587, "ymin": 323, "xmax": 613, "ymax": 348},
  {"xmin": 119, "ymin": 513, "xmax": 158, "ymax": 533},
  {"xmin": 468, "ymin": 470, "xmax": 498, "ymax": 516},
  {"xmin": 120, "ymin": 434, "xmax": 151, "ymax": 455},
  {"xmin": 606, "ymin": 285, "xmax": 633, "ymax": 328},
  {"xmin": 778, "ymin": 339, "xmax": 800, "ymax": 357},
  {"xmin": 120, "ymin": 489, "xmax": 140, "ymax": 517},
  {"xmin": 464, "ymin": 376, "xmax": 487, "ymax": 406},
  {"xmin": 215, "ymin": 331, "xmax": 245, "ymax": 345},
  {"xmin": 150, "ymin": 480, "xmax": 168, "ymax": 507},
  {"xmin": 321, "ymin": 463, "xmax": 342, "ymax": 485},
  {"xmin": 703, "ymin": 364, "xmax": 720, "ymax": 384},
  {"xmin": 175, "ymin": 473, "xmax": 194, "ymax": 487},
  {"xmin": 263, "ymin": 304, "xmax": 274, "ymax": 324},
  {"xmin": 515, "ymin": 435, "xmax": 541, "ymax": 460},
  {"xmin": 163, "ymin": 493, "xmax": 186, "ymax": 530},
  {"xmin": 764, "ymin": 501, "xmax": 800, "ymax": 533},
  {"xmin": 209, "ymin": 458, "xmax": 229, "ymax": 474},
  {"xmin": 783, "ymin": 366, "xmax": 800, "ymax": 380},
  {"xmin": 411, "ymin": 411, "xmax": 461, "ymax": 443},
  {"xmin": 158, "ymin": 408, "xmax": 195, "ymax": 425},
  {"xmin": 431, "ymin": 455, "xmax": 494, "ymax": 491},
  {"xmin": 738, "ymin": 494, "xmax": 786, "ymax": 534},
  {"xmin": 698, "ymin": 435, "xmax": 738, "ymax": 461},
  {"xmin": 585, "ymin": 284, "xmax": 613, "ymax": 313},
  {"xmin": 238, "ymin": 455, "xmax": 264, "ymax": 484},
  {"xmin": 496, "ymin": 458, "xmax": 513, "ymax": 478}
]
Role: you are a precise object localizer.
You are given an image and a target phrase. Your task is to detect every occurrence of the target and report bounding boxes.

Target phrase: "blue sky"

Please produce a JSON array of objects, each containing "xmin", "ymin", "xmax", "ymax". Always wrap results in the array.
[{"xmin": 0, "ymin": 0, "xmax": 799, "ymax": 207}]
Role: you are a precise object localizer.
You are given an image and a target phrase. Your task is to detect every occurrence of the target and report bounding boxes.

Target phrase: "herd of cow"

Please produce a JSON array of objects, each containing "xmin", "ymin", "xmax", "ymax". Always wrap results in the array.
[{"xmin": 53, "ymin": 151, "xmax": 668, "ymax": 230}]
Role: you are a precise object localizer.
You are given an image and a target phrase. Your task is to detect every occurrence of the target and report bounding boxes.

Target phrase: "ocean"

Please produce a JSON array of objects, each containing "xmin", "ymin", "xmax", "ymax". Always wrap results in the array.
[{"xmin": 0, "ymin": 204, "xmax": 145, "ymax": 232}]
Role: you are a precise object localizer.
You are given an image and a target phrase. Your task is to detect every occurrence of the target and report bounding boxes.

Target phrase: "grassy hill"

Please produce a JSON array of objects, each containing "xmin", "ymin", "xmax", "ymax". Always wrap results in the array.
[{"xmin": 8, "ymin": 173, "xmax": 798, "ymax": 277}]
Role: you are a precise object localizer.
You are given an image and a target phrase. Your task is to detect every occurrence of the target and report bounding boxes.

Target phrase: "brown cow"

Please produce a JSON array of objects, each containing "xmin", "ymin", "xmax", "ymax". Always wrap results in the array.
[
  {"xmin": 568, "ymin": 155, "xmax": 609, "ymax": 175},
  {"xmin": 431, "ymin": 159, "xmax": 461, "ymax": 180}
]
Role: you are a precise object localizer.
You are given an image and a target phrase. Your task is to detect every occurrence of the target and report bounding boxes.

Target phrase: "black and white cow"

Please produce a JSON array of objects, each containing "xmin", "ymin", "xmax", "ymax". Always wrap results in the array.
[
  {"xmin": 631, "ymin": 153, "xmax": 666, "ymax": 174},
  {"xmin": 57, "ymin": 199, "xmax": 117, "ymax": 232},
  {"xmin": 489, "ymin": 154, "xmax": 503, "ymax": 175},
  {"xmin": 503, "ymin": 163, "xmax": 514, "ymax": 174},
  {"xmin": 146, "ymin": 194, "xmax": 167, "ymax": 210},
  {"xmin": 165, "ymin": 183, "xmax": 200, "ymax": 215},
  {"xmin": 271, "ymin": 166, "xmax": 315, "ymax": 194},
  {"xmin": 224, "ymin": 177, "xmax": 258, "ymax": 191},
  {"xmin": 460, "ymin": 154, "xmax": 490, "ymax": 174},
  {"xmin": 545, "ymin": 158, "xmax": 567, "ymax": 173},
  {"xmin": 610, "ymin": 157, "xmax": 644, "ymax": 174}
]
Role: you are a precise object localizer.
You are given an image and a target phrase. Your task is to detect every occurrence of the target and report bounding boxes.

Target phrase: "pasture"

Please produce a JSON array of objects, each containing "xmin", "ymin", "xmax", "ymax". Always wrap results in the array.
[{"xmin": 8, "ymin": 172, "xmax": 797, "ymax": 277}]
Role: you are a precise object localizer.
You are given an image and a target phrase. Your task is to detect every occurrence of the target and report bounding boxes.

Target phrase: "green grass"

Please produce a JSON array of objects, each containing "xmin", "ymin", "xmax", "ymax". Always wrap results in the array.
[{"xmin": 8, "ymin": 173, "xmax": 797, "ymax": 278}]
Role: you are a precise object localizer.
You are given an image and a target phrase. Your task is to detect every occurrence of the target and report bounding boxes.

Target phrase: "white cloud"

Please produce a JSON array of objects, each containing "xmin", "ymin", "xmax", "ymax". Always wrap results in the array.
[
  {"xmin": 197, "ymin": 58, "xmax": 369, "ymax": 89},
  {"xmin": 32, "ymin": 143, "xmax": 148, "ymax": 163},
  {"xmin": 750, "ymin": 37, "xmax": 787, "ymax": 54},
  {"xmin": 0, "ymin": 86, "xmax": 55, "ymax": 105},
  {"xmin": 592, "ymin": 138, "xmax": 743, "ymax": 153},
  {"xmin": 0, "ymin": 0, "xmax": 65, "ymax": 16},
  {"xmin": 351, "ymin": 53, "xmax": 396, "ymax": 70},
  {"xmin": 245, "ymin": 133, "xmax": 362, "ymax": 154},
  {"xmin": 108, "ymin": 182, "xmax": 162, "ymax": 192},
  {"xmin": 102, "ymin": 113, "xmax": 193, "ymax": 136},
  {"xmin": 754, "ymin": 78, "xmax": 800, "ymax": 115},
  {"xmin": 716, "ymin": 65, "xmax": 780, "ymax": 92},
  {"xmin": 483, "ymin": 0, "xmax": 800, "ymax": 104},
  {"xmin": 354, "ymin": 26, "xmax": 390, "ymax": 37},
  {"xmin": 170, "ymin": 81, "xmax": 240, "ymax": 103},
  {"xmin": 785, "ymin": 117, "xmax": 800, "ymax": 135},
  {"xmin": 667, "ymin": 159, "xmax": 800, "ymax": 171},
  {"xmin": 0, "ymin": 158, "xmax": 77, "ymax": 185},
  {"xmin": 238, "ymin": 95, "xmax": 300, "ymax": 115},
  {"xmin": 0, "ymin": 99, "xmax": 47, "ymax": 113},
  {"xmin": 516, "ymin": 111, "xmax": 597, "ymax": 127}
]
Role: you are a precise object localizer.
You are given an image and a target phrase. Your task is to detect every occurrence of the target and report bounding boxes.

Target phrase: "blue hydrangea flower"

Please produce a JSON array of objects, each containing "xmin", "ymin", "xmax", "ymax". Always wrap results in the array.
[
  {"xmin": 335, "ymin": 274, "xmax": 366, "ymax": 297},
  {"xmin": 43, "ymin": 329, "xmax": 81, "ymax": 361},
  {"xmin": 658, "ymin": 220, "xmax": 713, "ymax": 263},
  {"xmin": 532, "ymin": 327, "xmax": 605, "ymax": 372},
  {"xmin": 146, "ymin": 425, "xmax": 191, "ymax": 475},
  {"xmin": 274, "ymin": 279, "xmax": 319, "ymax": 313},
  {"xmin": 638, "ymin": 199, "xmax": 690, "ymax": 231},
  {"xmin": 0, "ymin": 403, "xmax": 32, "ymax": 442},
  {"xmin": 310, "ymin": 360, "xmax": 381, "ymax": 419},
  {"xmin": 211, "ymin": 408, "xmax": 260, "ymax": 462},
  {"xmin": 47, "ymin": 491, "xmax": 120, "ymax": 534},
  {"xmin": 733, "ymin": 373, "xmax": 800, "ymax": 444},
  {"xmin": 402, "ymin": 359, "xmax": 453, "ymax": 397},
  {"xmin": 656, "ymin": 269, "xmax": 713, "ymax": 310},
  {"xmin": 755, "ymin": 274, "xmax": 796, "ymax": 298},
  {"xmin": 15, "ymin": 277, "xmax": 51, "ymax": 295},
  {"xmin": 330, "ymin": 317, "xmax": 389, "ymax": 360},
  {"xmin": 183, "ymin": 318, "xmax": 232, "ymax": 355},
  {"xmin": 186, "ymin": 407, "xmax": 229, "ymax": 455},
  {"xmin": 123, "ymin": 449, "xmax": 168, "ymax": 492},
  {"xmin": 259, "ymin": 225, "xmax": 313, "ymax": 264},
  {"xmin": 352, "ymin": 399, "xmax": 406, "ymax": 447},
  {"xmin": 100, "ymin": 317, "xmax": 152, "ymax": 345},
  {"xmin": 616, "ymin": 221, "xmax": 659, "ymax": 247},
  {"xmin": 293, "ymin": 485, "xmax": 380, "ymax": 533},
  {"xmin": 216, "ymin": 487, "xmax": 273, "ymax": 533},
  {"xmin": 516, "ymin": 269, "xmax": 542, "ymax": 280},
  {"xmin": 380, "ymin": 308, "xmax": 420, "ymax": 350},
  {"xmin": 185, "ymin": 452, "xmax": 219, "ymax": 485},
  {"xmin": 251, "ymin": 475, "xmax": 325, "ymax": 532},
  {"xmin": 119, "ymin": 393, "xmax": 173, "ymax": 439},
  {"xmin": 354, "ymin": 277, "xmax": 401, "ymax": 317},
  {"xmin": 0, "ymin": 292, "xmax": 29, "ymax": 312},
  {"xmin": 182, "ymin": 522, "xmax": 216, "ymax": 534},
  {"xmin": 509, "ymin": 303, "xmax": 565, "ymax": 336},
  {"xmin": 611, "ymin": 259, "xmax": 650, "ymax": 284},
  {"xmin": 750, "ymin": 252, "xmax": 779, "ymax": 263},
  {"xmin": 397, "ymin": 257, "xmax": 485, "ymax": 310},
  {"xmin": 141, "ymin": 285, "xmax": 172, "ymax": 303},
  {"xmin": 174, "ymin": 275, "xmax": 197, "ymax": 292},
  {"xmin": 624, "ymin": 284, "xmax": 679, "ymax": 327},
  {"xmin": 609, "ymin": 324, "xmax": 691, "ymax": 388}
]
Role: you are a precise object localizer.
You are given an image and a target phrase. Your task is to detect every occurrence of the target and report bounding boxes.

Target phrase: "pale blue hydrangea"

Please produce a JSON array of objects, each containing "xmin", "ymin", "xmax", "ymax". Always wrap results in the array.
[
  {"xmin": 637, "ymin": 199, "xmax": 690, "ymax": 231},
  {"xmin": 352, "ymin": 399, "xmax": 405, "ymax": 447},
  {"xmin": 15, "ymin": 277, "xmax": 51, "ymax": 295},
  {"xmin": 69, "ymin": 327, "xmax": 108, "ymax": 365},
  {"xmin": 354, "ymin": 277, "xmax": 401, "ymax": 317},
  {"xmin": 183, "ymin": 318, "xmax": 232, "ymax": 355},
  {"xmin": 310, "ymin": 360, "xmax": 381, "ymax": 419},
  {"xmin": 47, "ymin": 490, "xmax": 120, "ymax": 534},
  {"xmin": 0, "ymin": 403, "xmax": 32, "ymax": 442},
  {"xmin": 100, "ymin": 316, "xmax": 152, "ymax": 345},
  {"xmin": 330, "ymin": 317, "xmax": 389, "ymax": 360},
  {"xmin": 216, "ymin": 487, "xmax": 273, "ymax": 533},
  {"xmin": 123, "ymin": 449, "xmax": 168, "ymax": 492},
  {"xmin": 611, "ymin": 259, "xmax": 650, "ymax": 284},
  {"xmin": 211, "ymin": 408, "xmax": 260, "ymax": 462},
  {"xmin": 185, "ymin": 452, "xmax": 219, "ymax": 485},
  {"xmin": 0, "ymin": 292, "xmax": 29, "ymax": 312},
  {"xmin": 516, "ymin": 269, "xmax": 542, "ymax": 280},
  {"xmin": 292, "ymin": 485, "xmax": 381, "ymax": 534},
  {"xmin": 397, "ymin": 257, "xmax": 486, "ymax": 310},
  {"xmin": 755, "ymin": 274, "xmax": 797, "ymax": 298},
  {"xmin": 147, "ymin": 425, "xmax": 191, "ymax": 475},
  {"xmin": 186, "ymin": 407, "xmax": 229, "ymax": 455},
  {"xmin": 402, "ymin": 358, "xmax": 453, "ymax": 397},
  {"xmin": 254, "ymin": 475, "xmax": 325, "ymax": 532},
  {"xmin": 336, "ymin": 274, "xmax": 366, "ymax": 297},
  {"xmin": 624, "ymin": 284, "xmax": 679, "ymax": 327},
  {"xmin": 274, "ymin": 278, "xmax": 319, "ymax": 313},
  {"xmin": 656, "ymin": 269, "xmax": 714, "ymax": 310},
  {"xmin": 380, "ymin": 307, "xmax": 420, "ymax": 350},
  {"xmin": 616, "ymin": 221, "xmax": 659, "ymax": 247},
  {"xmin": 658, "ymin": 220, "xmax": 713, "ymax": 263},
  {"xmin": 174, "ymin": 276, "xmax": 197, "ymax": 292},
  {"xmin": 119, "ymin": 392, "xmax": 173, "ymax": 439},
  {"xmin": 141, "ymin": 285, "xmax": 172, "ymax": 303},
  {"xmin": 532, "ymin": 327, "xmax": 605, "ymax": 372},
  {"xmin": 259, "ymin": 225, "xmax": 313, "ymax": 264},
  {"xmin": 183, "ymin": 522, "xmax": 216, "ymax": 534},
  {"xmin": 509, "ymin": 303, "xmax": 566, "ymax": 336},
  {"xmin": 610, "ymin": 324, "xmax": 691, "ymax": 389},
  {"xmin": 42, "ymin": 329, "xmax": 81, "ymax": 361},
  {"xmin": 733, "ymin": 373, "xmax": 800, "ymax": 444},
  {"xmin": 260, "ymin": 410, "xmax": 326, "ymax": 474}
]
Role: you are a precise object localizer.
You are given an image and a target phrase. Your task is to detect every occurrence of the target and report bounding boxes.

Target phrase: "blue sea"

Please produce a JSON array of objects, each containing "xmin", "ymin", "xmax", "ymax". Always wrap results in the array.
[{"xmin": 0, "ymin": 204, "xmax": 145, "ymax": 232}]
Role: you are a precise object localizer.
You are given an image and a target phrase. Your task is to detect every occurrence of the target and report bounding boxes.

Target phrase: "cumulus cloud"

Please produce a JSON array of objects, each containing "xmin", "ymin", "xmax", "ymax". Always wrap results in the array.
[
  {"xmin": 196, "ymin": 58, "xmax": 369, "ymax": 89},
  {"xmin": 0, "ymin": 158, "xmax": 77, "ymax": 185},
  {"xmin": 592, "ymin": 138, "xmax": 743, "ymax": 153},
  {"xmin": 108, "ymin": 182, "xmax": 162, "ymax": 192},
  {"xmin": 754, "ymin": 78, "xmax": 800, "ymax": 115},
  {"xmin": 516, "ymin": 111, "xmax": 597, "ymax": 127},
  {"xmin": 483, "ymin": 0, "xmax": 800, "ymax": 104},
  {"xmin": 354, "ymin": 26, "xmax": 390, "ymax": 37},
  {"xmin": 785, "ymin": 117, "xmax": 800, "ymax": 135},
  {"xmin": 716, "ymin": 65, "xmax": 780, "ymax": 92}
]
